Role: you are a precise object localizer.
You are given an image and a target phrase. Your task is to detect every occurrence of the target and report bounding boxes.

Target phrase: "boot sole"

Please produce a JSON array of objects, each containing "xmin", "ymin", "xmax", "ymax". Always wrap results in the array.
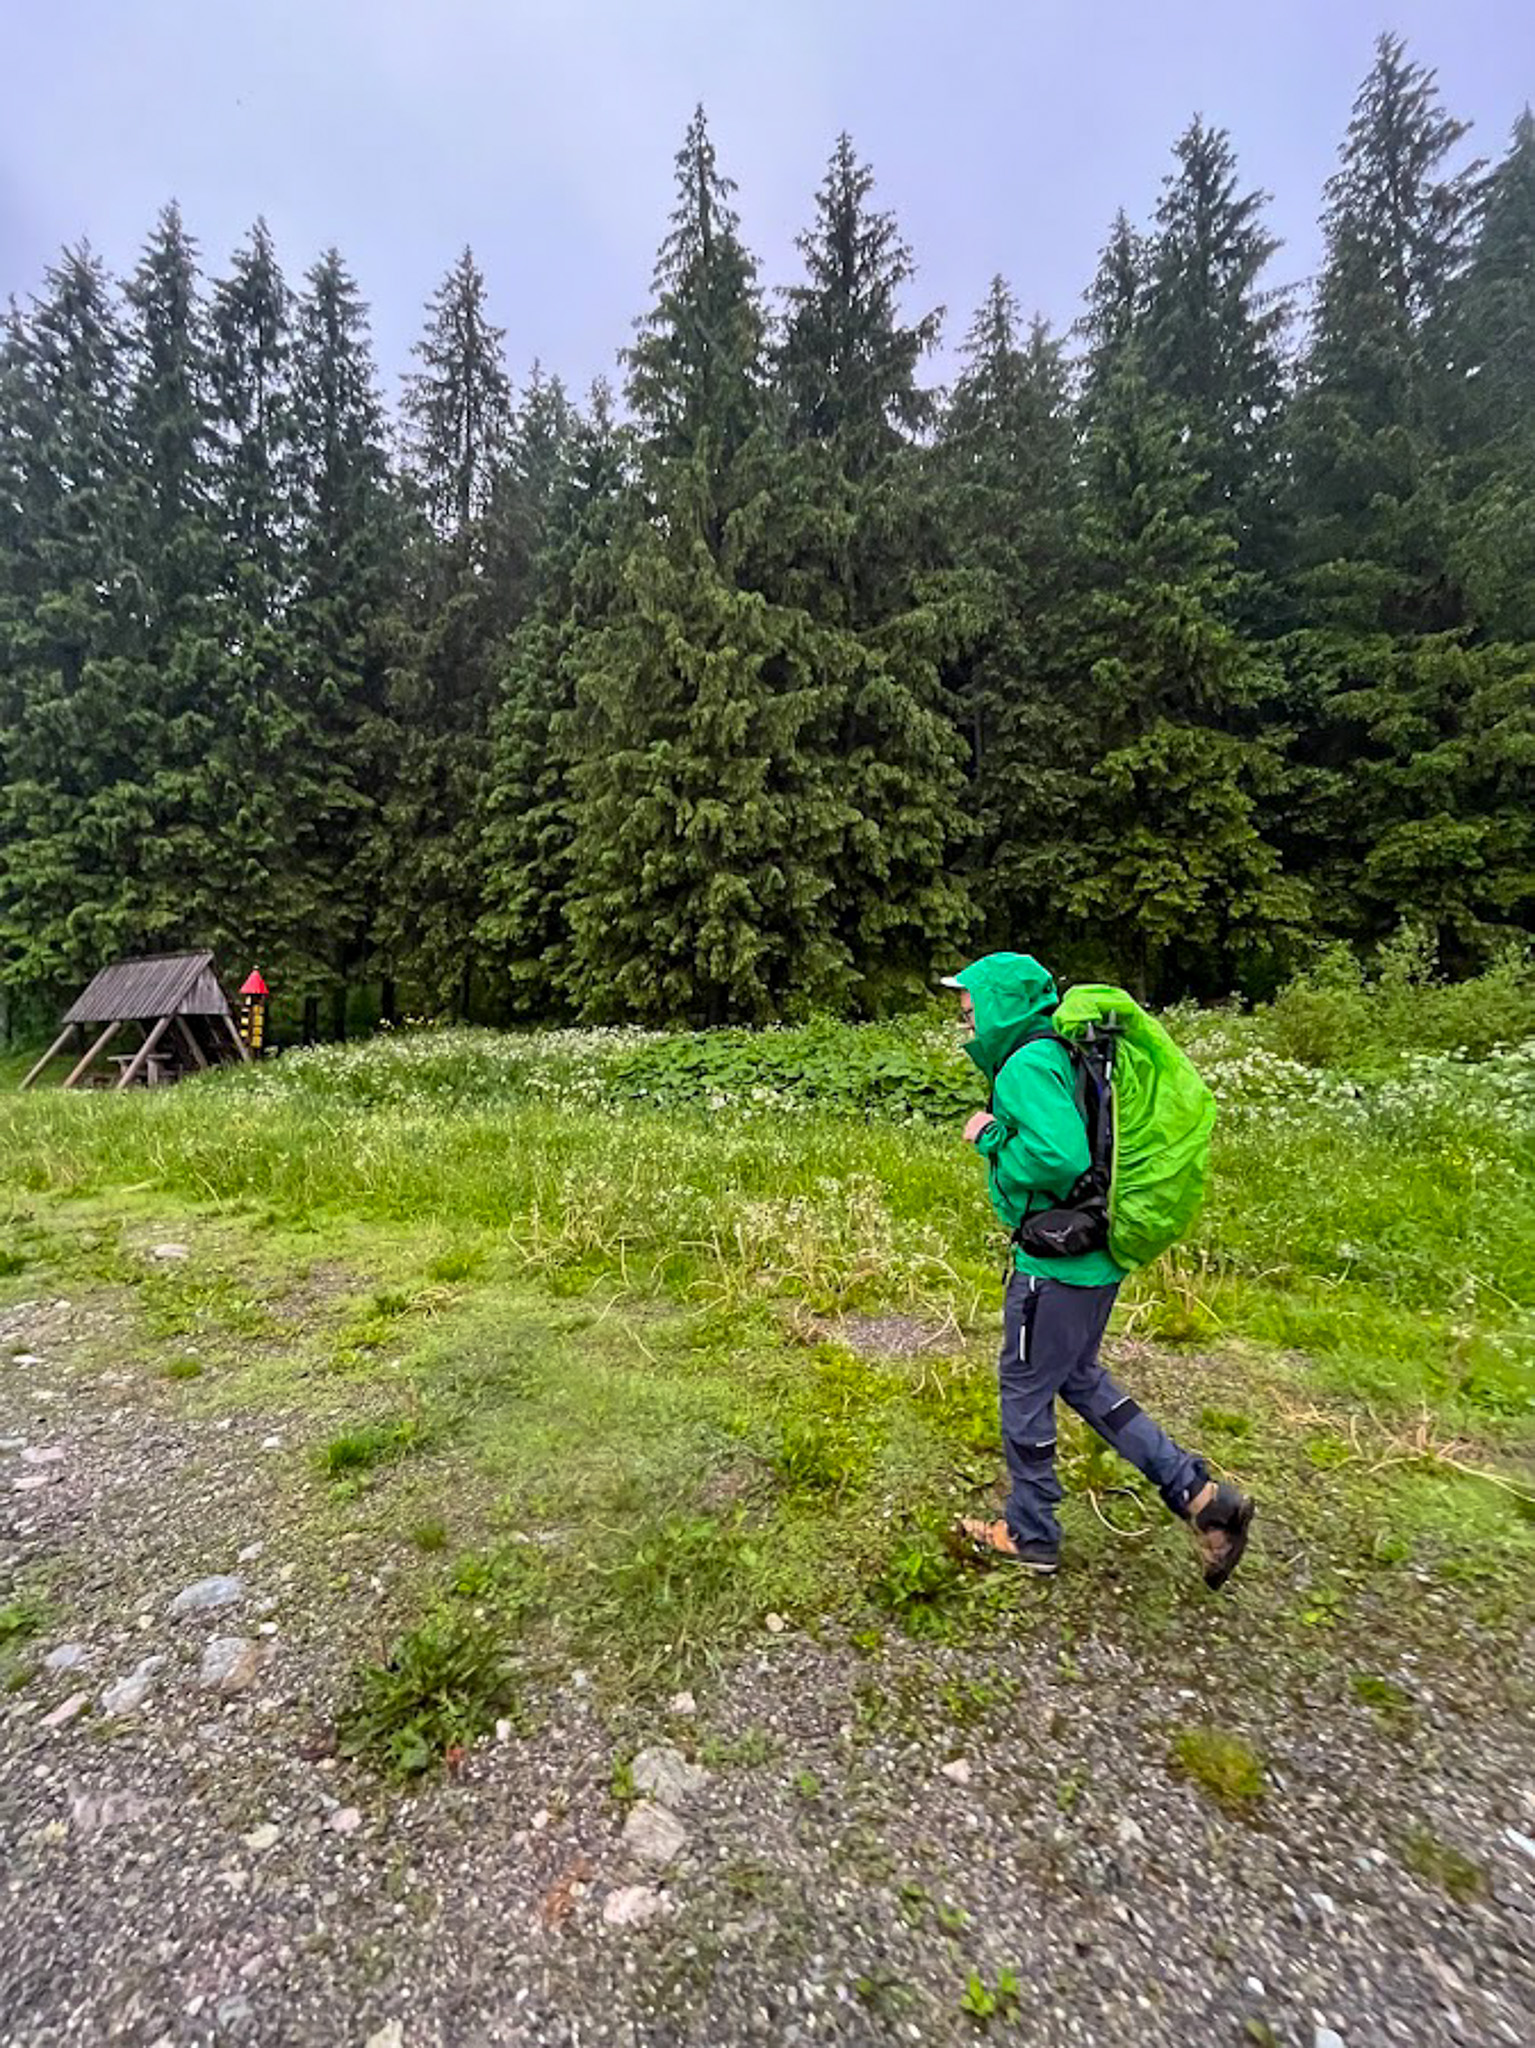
[{"xmin": 1202, "ymin": 1497, "xmax": 1255, "ymax": 1591}]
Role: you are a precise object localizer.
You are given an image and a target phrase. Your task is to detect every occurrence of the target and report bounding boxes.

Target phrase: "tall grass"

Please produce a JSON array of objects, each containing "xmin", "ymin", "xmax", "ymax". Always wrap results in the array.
[{"xmin": 3, "ymin": 999, "xmax": 1531, "ymax": 1424}]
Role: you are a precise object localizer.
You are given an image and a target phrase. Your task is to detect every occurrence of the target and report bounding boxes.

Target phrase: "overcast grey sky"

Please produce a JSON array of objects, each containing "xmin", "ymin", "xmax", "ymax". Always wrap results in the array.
[{"xmin": 3, "ymin": 2, "xmax": 1530, "ymax": 406}]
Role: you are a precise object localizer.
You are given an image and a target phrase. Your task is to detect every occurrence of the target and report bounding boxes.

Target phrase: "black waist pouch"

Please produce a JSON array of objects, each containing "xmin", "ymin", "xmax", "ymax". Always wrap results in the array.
[{"xmin": 1013, "ymin": 1203, "xmax": 1109, "ymax": 1259}]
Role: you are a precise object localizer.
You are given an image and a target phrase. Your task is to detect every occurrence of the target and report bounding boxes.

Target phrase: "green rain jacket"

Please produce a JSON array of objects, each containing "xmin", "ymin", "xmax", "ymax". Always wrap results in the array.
[{"xmin": 954, "ymin": 952, "xmax": 1126, "ymax": 1289}]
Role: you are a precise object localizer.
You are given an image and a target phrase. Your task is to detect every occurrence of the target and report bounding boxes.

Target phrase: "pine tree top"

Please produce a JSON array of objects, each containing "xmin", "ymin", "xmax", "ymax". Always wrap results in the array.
[{"xmin": 778, "ymin": 131, "xmax": 940, "ymax": 467}]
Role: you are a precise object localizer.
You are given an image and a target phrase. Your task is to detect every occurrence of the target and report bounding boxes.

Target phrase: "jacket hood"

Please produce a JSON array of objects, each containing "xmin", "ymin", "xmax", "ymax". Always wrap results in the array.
[{"xmin": 952, "ymin": 952, "xmax": 1060, "ymax": 1084}]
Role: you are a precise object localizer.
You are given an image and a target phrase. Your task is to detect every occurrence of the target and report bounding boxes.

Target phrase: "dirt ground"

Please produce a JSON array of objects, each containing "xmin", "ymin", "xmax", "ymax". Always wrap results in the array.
[{"xmin": 3, "ymin": 1218, "xmax": 1534, "ymax": 2048}]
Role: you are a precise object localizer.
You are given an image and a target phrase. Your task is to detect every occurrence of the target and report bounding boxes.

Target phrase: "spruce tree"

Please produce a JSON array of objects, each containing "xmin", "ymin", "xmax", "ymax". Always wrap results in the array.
[
  {"xmin": 381, "ymin": 249, "xmax": 518, "ymax": 1016},
  {"xmin": 204, "ymin": 221, "xmax": 322, "ymax": 989},
  {"xmin": 1288, "ymin": 35, "xmax": 1481, "ymax": 631},
  {"xmin": 1078, "ymin": 210, "xmax": 1145, "ymax": 412},
  {"xmin": 1447, "ymin": 110, "xmax": 1535, "ymax": 638},
  {"xmin": 564, "ymin": 108, "xmax": 853, "ymax": 1023},
  {"xmin": 400, "ymin": 246, "xmax": 512, "ymax": 535},
  {"xmin": 1142, "ymin": 118, "xmax": 1291, "ymax": 557},
  {"xmin": 0, "ymin": 250, "xmax": 146, "ymax": 1008},
  {"xmin": 119, "ymin": 203, "xmax": 235, "ymax": 956},
  {"xmin": 1059, "ymin": 356, "xmax": 1299, "ymax": 994},
  {"xmin": 757, "ymin": 133, "xmax": 967, "ymax": 999},
  {"xmin": 285, "ymin": 247, "xmax": 401, "ymax": 1022},
  {"xmin": 478, "ymin": 378, "xmax": 612, "ymax": 1016},
  {"xmin": 779, "ymin": 132, "xmax": 940, "ymax": 472},
  {"xmin": 937, "ymin": 281, "xmax": 1079, "ymax": 936}
]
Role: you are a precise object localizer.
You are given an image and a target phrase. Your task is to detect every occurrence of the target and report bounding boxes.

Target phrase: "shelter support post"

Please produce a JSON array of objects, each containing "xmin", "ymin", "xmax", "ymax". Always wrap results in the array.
[
  {"xmin": 173, "ymin": 1015, "xmax": 208, "ymax": 1070},
  {"xmin": 64, "ymin": 1019, "xmax": 123, "ymax": 1089},
  {"xmin": 21, "ymin": 1025, "xmax": 77, "ymax": 1090},
  {"xmin": 113, "ymin": 1013, "xmax": 175, "ymax": 1091}
]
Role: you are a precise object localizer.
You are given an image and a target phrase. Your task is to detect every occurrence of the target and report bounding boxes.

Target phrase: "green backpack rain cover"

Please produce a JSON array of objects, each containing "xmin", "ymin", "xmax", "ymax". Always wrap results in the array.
[{"xmin": 1053, "ymin": 984, "xmax": 1217, "ymax": 1272}]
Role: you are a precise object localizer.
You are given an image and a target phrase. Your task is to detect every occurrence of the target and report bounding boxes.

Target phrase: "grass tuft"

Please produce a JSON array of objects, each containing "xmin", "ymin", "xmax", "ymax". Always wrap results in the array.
[
  {"xmin": 1401, "ymin": 1825, "xmax": 1486, "ymax": 1903},
  {"xmin": 1168, "ymin": 1725, "xmax": 1268, "ymax": 1817},
  {"xmin": 337, "ymin": 1610, "xmax": 514, "ymax": 1778}
]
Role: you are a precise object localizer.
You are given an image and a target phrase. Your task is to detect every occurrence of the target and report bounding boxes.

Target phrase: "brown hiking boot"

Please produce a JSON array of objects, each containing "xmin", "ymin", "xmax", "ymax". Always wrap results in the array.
[
  {"xmin": 957, "ymin": 1517, "xmax": 1059, "ymax": 1574},
  {"xmin": 1186, "ymin": 1481, "xmax": 1255, "ymax": 1591}
]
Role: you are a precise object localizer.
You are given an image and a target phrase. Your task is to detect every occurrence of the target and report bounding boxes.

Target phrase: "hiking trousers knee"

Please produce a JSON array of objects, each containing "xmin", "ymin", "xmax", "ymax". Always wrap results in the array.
[{"xmin": 997, "ymin": 1270, "xmax": 1208, "ymax": 1551}]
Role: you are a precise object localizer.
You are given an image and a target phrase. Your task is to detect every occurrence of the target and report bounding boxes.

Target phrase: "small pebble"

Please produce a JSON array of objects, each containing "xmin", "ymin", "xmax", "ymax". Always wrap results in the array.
[
  {"xmin": 100, "ymin": 1655, "xmax": 166, "ymax": 1715},
  {"xmin": 603, "ymin": 1884, "xmax": 668, "ymax": 1928},
  {"xmin": 242, "ymin": 1823, "xmax": 280, "ymax": 1853},
  {"xmin": 764, "ymin": 1613, "xmax": 787, "ymax": 1635},
  {"xmin": 42, "ymin": 1691, "xmax": 90, "ymax": 1730},
  {"xmin": 42, "ymin": 1642, "xmax": 91, "ymax": 1674},
  {"xmin": 168, "ymin": 1574, "xmax": 245, "ymax": 1617},
  {"xmin": 940, "ymin": 1758, "xmax": 972, "ymax": 1786},
  {"xmin": 328, "ymin": 1806, "xmax": 362, "ymax": 1835},
  {"xmin": 668, "ymin": 1691, "xmax": 697, "ymax": 1717}
]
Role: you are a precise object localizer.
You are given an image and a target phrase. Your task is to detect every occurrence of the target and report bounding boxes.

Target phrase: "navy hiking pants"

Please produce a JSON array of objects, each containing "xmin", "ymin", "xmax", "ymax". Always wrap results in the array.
[{"xmin": 998, "ymin": 1271, "xmax": 1208, "ymax": 1551}]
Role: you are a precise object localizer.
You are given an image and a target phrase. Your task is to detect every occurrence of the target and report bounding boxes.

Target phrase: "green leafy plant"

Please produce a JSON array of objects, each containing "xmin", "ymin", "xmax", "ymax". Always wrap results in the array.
[
  {"xmin": 338, "ymin": 1611, "xmax": 512, "ymax": 1778},
  {"xmin": 870, "ymin": 1520, "xmax": 967, "ymax": 1635},
  {"xmin": 959, "ymin": 1967, "xmax": 1021, "ymax": 2025}
]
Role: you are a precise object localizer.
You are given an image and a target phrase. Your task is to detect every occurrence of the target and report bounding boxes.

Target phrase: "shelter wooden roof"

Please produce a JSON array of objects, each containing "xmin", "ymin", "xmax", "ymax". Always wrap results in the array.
[{"xmin": 62, "ymin": 952, "xmax": 234, "ymax": 1025}]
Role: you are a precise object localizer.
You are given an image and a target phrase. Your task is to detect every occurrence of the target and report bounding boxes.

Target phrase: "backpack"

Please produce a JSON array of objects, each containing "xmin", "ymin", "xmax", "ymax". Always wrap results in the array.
[{"xmin": 1004, "ymin": 985, "xmax": 1217, "ymax": 1273}]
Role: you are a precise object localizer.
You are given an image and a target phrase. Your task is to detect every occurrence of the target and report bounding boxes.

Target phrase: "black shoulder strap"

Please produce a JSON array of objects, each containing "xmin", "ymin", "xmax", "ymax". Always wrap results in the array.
[{"xmin": 992, "ymin": 1026, "xmax": 1116, "ymax": 1182}]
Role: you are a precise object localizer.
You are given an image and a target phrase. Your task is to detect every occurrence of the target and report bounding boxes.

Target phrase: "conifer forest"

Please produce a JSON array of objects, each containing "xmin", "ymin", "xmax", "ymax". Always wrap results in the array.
[{"xmin": 2, "ymin": 33, "xmax": 1531, "ymax": 1033}]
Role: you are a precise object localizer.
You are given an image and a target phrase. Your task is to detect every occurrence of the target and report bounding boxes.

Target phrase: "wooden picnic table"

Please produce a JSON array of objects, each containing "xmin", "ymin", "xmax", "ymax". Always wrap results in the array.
[{"xmin": 109, "ymin": 1051, "xmax": 174, "ymax": 1087}]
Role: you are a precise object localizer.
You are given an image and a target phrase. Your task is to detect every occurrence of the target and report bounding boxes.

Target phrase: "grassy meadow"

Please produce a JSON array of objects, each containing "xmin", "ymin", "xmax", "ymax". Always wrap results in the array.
[{"xmin": 2, "ymin": 952, "xmax": 1532, "ymax": 1773}]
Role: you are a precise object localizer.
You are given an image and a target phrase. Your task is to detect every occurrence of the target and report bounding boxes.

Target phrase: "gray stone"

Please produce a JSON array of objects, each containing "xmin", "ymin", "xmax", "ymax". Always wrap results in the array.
[
  {"xmin": 365, "ymin": 2025, "xmax": 405, "ymax": 2048},
  {"xmin": 71, "ymin": 1790, "xmax": 150, "ymax": 1830},
  {"xmin": 603, "ymin": 1884, "xmax": 668, "ymax": 1928},
  {"xmin": 667, "ymin": 1690, "xmax": 697, "ymax": 1717},
  {"xmin": 11, "ymin": 1353, "xmax": 42, "ymax": 1368},
  {"xmin": 620, "ymin": 1800, "xmax": 688, "ymax": 1867},
  {"xmin": 940, "ymin": 1758, "xmax": 973, "ymax": 1786},
  {"xmin": 100, "ymin": 1655, "xmax": 165, "ymax": 1714},
  {"xmin": 42, "ymin": 1690, "xmax": 90, "ymax": 1729},
  {"xmin": 242, "ymin": 1823, "xmax": 281, "ymax": 1852},
  {"xmin": 1505, "ymin": 1827, "xmax": 1535, "ymax": 1864},
  {"xmin": 631, "ymin": 1745, "xmax": 709, "ymax": 1806},
  {"xmin": 168, "ymin": 1574, "xmax": 244, "ymax": 1617},
  {"xmin": 328, "ymin": 1805, "xmax": 362, "ymax": 1835},
  {"xmin": 20, "ymin": 1444, "xmax": 65, "ymax": 1465},
  {"xmin": 1315, "ymin": 2030, "xmax": 1346, "ymax": 2048},
  {"xmin": 43, "ymin": 1642, "xmax": 91, "ymax": 1673},
  {"xmin": 1115, "ymin": 1816, "xmax": 1147, "ymax": 1849},
  {"xmin": 149, "ymin": 1242, "xmax": 190, "ymax": 1262},
  {"xmin": 199, "ymin": 1636, "xmax": 263, "ymax": 1695}
]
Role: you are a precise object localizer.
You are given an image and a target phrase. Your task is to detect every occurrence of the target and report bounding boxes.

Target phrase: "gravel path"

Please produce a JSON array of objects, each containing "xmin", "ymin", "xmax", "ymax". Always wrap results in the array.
[{"xmin": 3, "ymin": 1282, "xmax": 1534, "ymax": 2047}]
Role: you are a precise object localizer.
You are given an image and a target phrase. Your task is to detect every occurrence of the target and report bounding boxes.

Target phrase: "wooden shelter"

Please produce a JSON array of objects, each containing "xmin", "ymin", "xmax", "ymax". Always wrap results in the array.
[{"xmin": 21, "ymin": 952, "xmax": 250, "ymax": 1090}]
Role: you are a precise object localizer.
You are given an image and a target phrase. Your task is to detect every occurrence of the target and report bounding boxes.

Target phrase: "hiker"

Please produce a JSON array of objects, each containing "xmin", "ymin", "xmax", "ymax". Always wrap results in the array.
[{"xmin": 944, "ymin": 952, "xmax": 1253, "ymax": 1587}]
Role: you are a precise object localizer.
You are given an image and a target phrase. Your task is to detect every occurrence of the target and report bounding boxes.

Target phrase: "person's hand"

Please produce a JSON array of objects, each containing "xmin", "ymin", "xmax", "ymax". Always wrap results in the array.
[{"xmin": 963, "ymin": 1110, "xmax": 998, "ymax": 1145}]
